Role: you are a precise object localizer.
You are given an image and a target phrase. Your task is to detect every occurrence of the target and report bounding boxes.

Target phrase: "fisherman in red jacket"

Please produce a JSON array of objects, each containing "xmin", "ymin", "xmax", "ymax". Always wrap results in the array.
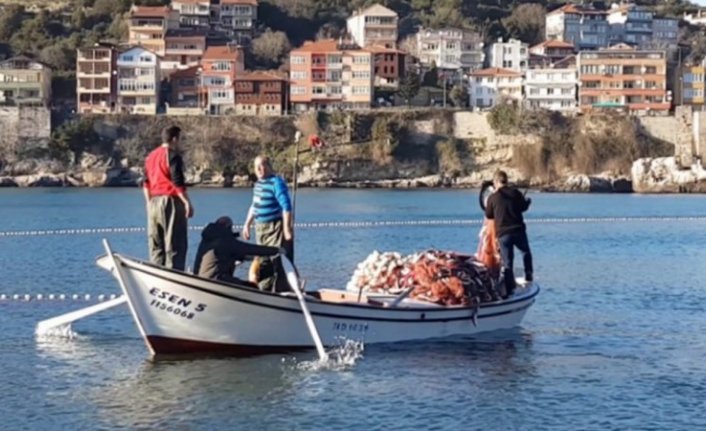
[{"xmin": 142, "ymin": 126, "xmax": 194, "ymax": 270}]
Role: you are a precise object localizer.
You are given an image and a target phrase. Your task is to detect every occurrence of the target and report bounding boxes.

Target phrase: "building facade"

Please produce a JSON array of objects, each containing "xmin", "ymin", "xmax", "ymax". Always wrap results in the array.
[
  {"xmin": 368, "ymin": 46, "xmax": 405, "ymax": 90},
  {"xmin": 76, "ymin": 44, "xmax": 117, "ymax": 114},
  {"xmin": 679, "ymin": 63, "xmax": 706, "ymax": 109},
  {"xmin": 116, "ymin": 47, "xmax": 160, "ymax": 114},
  {"xmin": 172, "ymin": 0, "xmax": 210, "ymax": 28},
  {"xmin": 168, "ymin": 65, "xmax": 201, "ymax": 109},
  {"xmin": 684, "ymin": 10, "xmax": 706, "ymax": 26},
  {"xmin": 128, "ymin": 6, "xmax": 179, "ymax": 56},
  {"xmin": 218, "ymin": 0, "xmax": 258, "ymax": 45},
  {"xmin": 487, "ymin": 38, "xmax": 528, "ymax": 72},
  {"xmin": 0, "ymin": 56, "xmax": 52, "ymax": 107},
  {"xmin": 414, "ymin": 28, "xmax": 484, "ymax": 73},
  {"xmin": 162, "ymin": 29, "xmax": 207, "ymax": 73},
  {"xmin": 289, "ymin": 40, "xmax": 374, "ymax": 111},
  {"xmin": 200, "ymin": 45, "xmax": 244, "ymax": 114},
  {"xmin": 347, "ymin": 4, "xmax": 398, "ymax": 49},
  {"xmin": 468, "ymin": 67, "xmax": 523, "ymax": 109},
  {"xmin": 546, "ymin": 4, "xmax": 609, "ymax": 50},
  {"xmin": 529, "ymin": 40, "xmax": 575, "ymax": 64},
  {"xmin": 234, "ymin": 71, "xmax": 287, "ymax": 115},
  {"xmin": 525, "ymin": 57, "xmax": 577, "ymax": 113},
  {"xmin": 577, "ymin": 45, "xmax": 669, "ymax": 114}
]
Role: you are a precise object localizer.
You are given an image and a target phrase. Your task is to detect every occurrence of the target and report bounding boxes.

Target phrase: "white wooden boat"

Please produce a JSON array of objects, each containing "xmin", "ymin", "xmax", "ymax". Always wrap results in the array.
[{"xmin": 96, "ymin": 249, "xmax": 539, "ymax": 357}]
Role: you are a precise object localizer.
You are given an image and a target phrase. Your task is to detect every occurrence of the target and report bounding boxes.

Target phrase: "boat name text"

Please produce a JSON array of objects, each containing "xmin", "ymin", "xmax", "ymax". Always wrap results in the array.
[
  {"xmin": 149, "ymin": 287, "xmax": 207, "ymax": 320},
  {"xmin": 332, "ymin": 322, "xmax": 369, "ymax": 333}
]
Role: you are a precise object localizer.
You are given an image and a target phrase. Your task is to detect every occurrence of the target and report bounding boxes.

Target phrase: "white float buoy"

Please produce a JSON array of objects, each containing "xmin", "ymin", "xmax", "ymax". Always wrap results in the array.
[
  {"xmin": 24, "ymin": 294, "xmax": 31, "ymax": 301},
  {"xmin": 36, "ymin": 294, "xmax": 43, "ymax": 301},
  {"xmin": 13, "ymin": 294, "xmax": 20, "ymax": 300},
  {"xmin": 0, "ymin": 294, "xmax": 6, "ymax": 300},
  {"xmin": 97, "ymin": 294, "xmax": 105, "ymax": 301},
  {"xmin": 48, "ymin": 294, "xmax": 55, "ymax": 300},
  {"xmin": 72, "ymin": 294, "xmax": 79, "ymax": 300},
  {"xmin": 109, "ymin": 294, "xmax": 116, "ymax": 300},
  {"xmin": 84, "ymin": 294, "xmax": 91, "ymax": 301},
  {"xmin": 59, "ymin": 294, "xmax": 66, "ymax": 300}
]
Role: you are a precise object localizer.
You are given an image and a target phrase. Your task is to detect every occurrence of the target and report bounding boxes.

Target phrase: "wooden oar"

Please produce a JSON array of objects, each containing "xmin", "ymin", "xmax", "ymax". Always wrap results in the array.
[
  {"xmin": 280, "ymin": 255, "xmax": 329, "ymax": 362},
  {"xmin": 35, "ymin": 244, "xmax": 126, "ymax": 335}
]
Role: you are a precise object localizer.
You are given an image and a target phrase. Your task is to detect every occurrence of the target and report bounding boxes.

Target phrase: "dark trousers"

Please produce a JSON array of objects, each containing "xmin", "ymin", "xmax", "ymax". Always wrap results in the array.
[
  {"xmin": 498, "ymin": 230, "xmax": 533, "ymax": 294},
  {"xmin": 148, "ymin": 195, "xmax": 187, "ymax": 270}
]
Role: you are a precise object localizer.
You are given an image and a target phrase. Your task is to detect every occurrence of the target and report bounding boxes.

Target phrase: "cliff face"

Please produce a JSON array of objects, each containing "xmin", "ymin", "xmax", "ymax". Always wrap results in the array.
[{"xmin": 0, "ymin": 109, "xmax": 681, "ymax": 191}]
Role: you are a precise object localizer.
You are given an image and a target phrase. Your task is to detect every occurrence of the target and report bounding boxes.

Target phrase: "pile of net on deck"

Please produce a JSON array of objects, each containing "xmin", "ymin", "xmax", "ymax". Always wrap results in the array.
[{"xmin": 345, "ymin": 250, "xmax": 501, "ymax": 306}]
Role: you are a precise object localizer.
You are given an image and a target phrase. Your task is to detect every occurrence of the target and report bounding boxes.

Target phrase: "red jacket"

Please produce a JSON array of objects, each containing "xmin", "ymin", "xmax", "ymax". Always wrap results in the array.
[{"xmin": 143, "ymin": 145, "xmax": 186, "ymax": 197}]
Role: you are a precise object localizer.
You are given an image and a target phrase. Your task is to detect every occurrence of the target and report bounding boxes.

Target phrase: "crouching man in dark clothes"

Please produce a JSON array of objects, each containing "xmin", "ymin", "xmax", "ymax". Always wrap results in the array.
[
  {"xmin": 484, "ymin": 170, "xmax": 534, "ymax": 298},
  {"xmin": 193, "ymin": 216, "xmax": 280, "ymax": 285}
]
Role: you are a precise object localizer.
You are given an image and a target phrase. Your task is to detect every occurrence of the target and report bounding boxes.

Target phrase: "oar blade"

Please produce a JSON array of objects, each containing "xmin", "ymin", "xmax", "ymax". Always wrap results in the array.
[{"xmin": 35, "ymin": 295, "xmax": 127, "ymax": 335}]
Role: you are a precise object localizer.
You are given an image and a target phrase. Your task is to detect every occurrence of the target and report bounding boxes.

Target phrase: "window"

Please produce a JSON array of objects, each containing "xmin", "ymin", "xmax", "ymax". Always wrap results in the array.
[
  {"xmin": 313, "ymin": 86, "xmax": 326, "ymax": 94},
  {"xmin": 352, "ymin": 56, "xmax": 370, "ymax": 64},
  {"xmin": 352, "ymin": 86, "xmax": 369, "ymax": 94},
  {"xmin": 327, "ymin": 55, "xmax": 342, "ymax": 64},
  {"xmin": 352, "ymin": 71, "xmax": 370, "ymax": 79},
  {"xmin": 121, "ymin": 55, "xmax": 134, "ymax": 62},
  {"xmin": 139, "ymin": 55, "xmax": 153, "ymax": 63},
  {"xmin": 213, "ymin": 62, "xmax": 231, "ymax": 71},
  {"xmin": 529, "ymin": 88, "xmax": 539, "ymax": 95},
  {"xmin": 290, "ymin": 71, "xmax": 307, "ymax": 80},
  {"xmin": 291, "ymin": 56, "xmax": 306, "ymax": 65},
  {"xmin": 328, "ymin": 86, "xmax": 342, "ymax": 94}
]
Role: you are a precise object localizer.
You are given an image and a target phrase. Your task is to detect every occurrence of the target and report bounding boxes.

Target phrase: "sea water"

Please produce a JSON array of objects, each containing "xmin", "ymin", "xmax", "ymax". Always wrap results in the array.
[{"xmin": 2, "ymin": 189, "xmax": 706, "ymax": 430}]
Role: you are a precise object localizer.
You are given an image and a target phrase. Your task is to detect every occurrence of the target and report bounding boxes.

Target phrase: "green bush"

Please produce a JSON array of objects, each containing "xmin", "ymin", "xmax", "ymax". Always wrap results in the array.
[{"xmin": 488, "ymin": 102, "xmax": 520, "ymax": 134}]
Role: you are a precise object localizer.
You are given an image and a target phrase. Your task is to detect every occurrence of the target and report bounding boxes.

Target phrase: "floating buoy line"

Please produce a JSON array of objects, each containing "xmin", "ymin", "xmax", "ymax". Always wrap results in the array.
[
  {"xmin": 1, "ymin": 293, "xmax": 120, "ymax": 302},
  {"xmin": 1, "ymin": 216, "xmax": 705, "ymax": 238}
]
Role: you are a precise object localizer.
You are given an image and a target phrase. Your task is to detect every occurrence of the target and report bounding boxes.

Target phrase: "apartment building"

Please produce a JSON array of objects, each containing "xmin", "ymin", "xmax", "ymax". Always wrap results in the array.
[
  {"xmin": 468, "ymin": 67, "xmax": 523, "ymax": 109},
  {"xmin": 234, "ymin": 71, "xmax": 287, "ymax": 116},
  {"xmin": 546, "ymin": 4, "xmax": 609, "ymax": 50},
  {"xmin": 414, "ymin": 28, "xmax": 484, "ymax": 73},
  {"xmin": 289, "ymin": 39, "xmax": 374, "ymax": 111},
  {"xmin": 128, "ymin": 5, "xmax": 179, "ymax": 56},
  {"xmin": 367, "ymin": 45, "xmax": 405, "ymax": 89},
  {"xmin": 172, "ymin": 0, "xmax": 210, "ymax": 28},
  {"xmin": 525, "ymin": 56, "xmax": 578, "ymax": 113},
  {"xmin": 651, "ymin": 18, "xmax": 679, "ymax": 48},
  {"xmin": 0, "ymin": 55, "xmax": 52, "ymax": 107},
  {"xmin": 679, "ymin": 62, "xmax": 706, "ymax": 109},
  {"xmin": 200, "ymin": 45, "xmax": 244, "ymax": 114},
  {"xmin": 76, "ymin": 44, "xmax": 117, "ymax": 114},
  {"xmin": 218, "ymin": 0, "xmax": 258, "ymax": 45},
  {"xmin": 487, "ymin": 38, "xmax": 528, "ymax": 72},
  {"xmin": 347, "ymin": 4, "xmax": 398, "ymax": 49},
  {"xmin": 168, "ymin": 65, "xmax": 201, "ymax": 109},
  {"xmin": 607, "ymin": 4, "xmax": 654, "ymax": 47},
  {"xmin": 529, "ymin": 40, "xmax": 575, "ymax": 64},
  {"xmin": 116, "ymin": 47, "xmax": 160, "ymax": 114},
  {"xmin": 577, "ymin": 45, "xmax": 669, "ymax": 114},
  {"xmin": 162, "ymin": 29, "xmax": 207, "ymax": 73}
]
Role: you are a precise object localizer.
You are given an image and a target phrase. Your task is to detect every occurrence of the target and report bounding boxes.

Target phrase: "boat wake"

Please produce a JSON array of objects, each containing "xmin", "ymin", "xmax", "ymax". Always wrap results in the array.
[
  {"xmin": 296, "ymin": 338, "xmax": 365, "ymax": 371},
  {"xmin": 35, "ymin": 323, "xmax": 80, "ymax": 340}
]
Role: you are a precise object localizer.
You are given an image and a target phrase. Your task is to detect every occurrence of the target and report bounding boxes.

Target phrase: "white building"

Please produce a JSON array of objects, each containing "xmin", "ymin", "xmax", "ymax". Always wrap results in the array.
[
  {"xmin": 414, "ymin": 28, "xmax": 484, "ymax": 73},
  {"xmin": 468, "ymin": 67, "xmax": 523, "ymax": 109},
  {"xmin": 546, "ymin": 4, "xmax": 609, "ymax": 50},
  {"xmin": 116, "ymin": 47, "xmax": 160, "ymax": 115},
  {"xmin": 347, "ymin": 4, "xmax": 398, "ymax": 49},
  {"xmin": 487, "ymin": 38, "xmax": 528, "ymax": 72},
  {"xmin": 524, "ymin": 56, "xmax": 577, "ymax": 113},
  {"xmin": 684, "ymin": 10, "xmax": 706, "ymax": 26}
]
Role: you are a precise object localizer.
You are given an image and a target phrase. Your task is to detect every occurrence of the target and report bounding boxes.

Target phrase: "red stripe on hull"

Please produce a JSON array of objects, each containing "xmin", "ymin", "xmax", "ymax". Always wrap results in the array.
[{"xmin": 146, "ymin": 335, "xmax": 309, "ymax": 357}]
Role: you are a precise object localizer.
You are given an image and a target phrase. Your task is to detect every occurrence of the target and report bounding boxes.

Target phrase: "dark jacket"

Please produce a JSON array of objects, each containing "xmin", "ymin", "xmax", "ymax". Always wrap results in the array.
[
  {"xmin": 484, "ymin": 186, "xmax": 531, "ymax": 237},
  {"xmin": 193, "ymin": 222, "xmax": 279, "ymax": 280}
]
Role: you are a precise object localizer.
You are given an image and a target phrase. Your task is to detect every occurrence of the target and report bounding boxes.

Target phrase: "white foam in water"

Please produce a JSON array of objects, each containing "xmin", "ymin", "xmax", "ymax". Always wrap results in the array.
[
  {"xmin": 35, "ymin": 323, "xmax": 80, "ymax": 340},
  {"xmin": 295, "ymin": 338, "xmax": 365, "ymax": 371}
]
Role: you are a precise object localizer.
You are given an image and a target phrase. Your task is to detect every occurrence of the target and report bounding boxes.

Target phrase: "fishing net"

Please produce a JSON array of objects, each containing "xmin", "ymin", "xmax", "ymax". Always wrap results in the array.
[{"xmin": 346, "ymin": 250, "xmax": 501, "ymax": 306}]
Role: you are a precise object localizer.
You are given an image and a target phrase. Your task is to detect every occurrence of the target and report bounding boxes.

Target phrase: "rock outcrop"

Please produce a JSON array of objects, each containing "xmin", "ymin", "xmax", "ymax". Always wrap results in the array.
[{"xmin": 632, "ymin": 157, "xmax": 706, "ymax": 193}]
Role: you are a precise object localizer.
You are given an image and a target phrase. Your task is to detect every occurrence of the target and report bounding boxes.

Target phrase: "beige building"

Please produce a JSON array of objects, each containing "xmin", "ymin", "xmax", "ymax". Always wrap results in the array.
[
  {"xmin": 116, "ymin": 47, "xmax": 161, "ymax": 115},
  {"xmin": 0, "ymin": 56, "xmax": 52, "ymax": 107},
  {"xmin": 347, "ymin": 4, "xmax": 398, "ymax": 49},
  {"xmin": 76, "ymin": 44, "xmax": 117, "ymax": 114},
  {"xmin": 289, "ymin": 40, "xmax": 374, "ymax": 111},
  {"xmin": 128, "ymin": 5, "xmax": 179, "ymax": 56},
  {"xmin": 162, "ymin": 29, "xmax": 207, "ymax": 73}
]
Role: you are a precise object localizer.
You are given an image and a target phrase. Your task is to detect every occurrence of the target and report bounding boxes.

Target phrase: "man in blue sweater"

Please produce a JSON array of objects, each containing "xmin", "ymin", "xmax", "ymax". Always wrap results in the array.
[{"xmin": 243, "ymin": 155, "xmax": 293, "ymax": 291}]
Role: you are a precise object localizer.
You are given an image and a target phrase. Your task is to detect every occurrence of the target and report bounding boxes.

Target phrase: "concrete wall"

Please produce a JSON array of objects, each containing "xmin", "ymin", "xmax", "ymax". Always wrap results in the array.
[{"xmin": 0, "ymin": 107, "xmax": 51, "ymax": 158}]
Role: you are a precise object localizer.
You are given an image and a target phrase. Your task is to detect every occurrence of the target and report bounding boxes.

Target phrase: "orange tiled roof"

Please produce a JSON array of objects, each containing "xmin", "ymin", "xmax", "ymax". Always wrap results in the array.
[
  {"xmin": 292, "ymin": 39, "xmax": 340, "ymax": 53},
  {"xmin": 470, "ymin": 67, "xmax": 522, "ymax": 77},
  {"xmin": 130, "ymin": 6, "xmax": 171, "ymax": 18},
  {"xmin": 531, "ymin": 39, "xmax": 575, "ymax": 50},
  {"xmin": 202, "ymin": 46, "xmax": 240, "ymax": 60},
  {"xmin": 170, "ymin": 65, "xmax": 200, "ymax": 79},
  {"xmin": 548, "ymin": 4, "xmax": 606, "ymax": 16}
]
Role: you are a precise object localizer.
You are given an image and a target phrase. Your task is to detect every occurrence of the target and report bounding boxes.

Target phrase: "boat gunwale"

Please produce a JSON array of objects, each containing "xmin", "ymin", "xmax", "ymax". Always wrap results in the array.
[{"xmin": 110, "ymin": 254, "xmax": 540, "ymax": 323}]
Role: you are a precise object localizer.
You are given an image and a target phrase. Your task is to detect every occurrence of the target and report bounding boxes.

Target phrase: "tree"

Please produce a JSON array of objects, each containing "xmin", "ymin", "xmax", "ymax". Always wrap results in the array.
[
  {"xmin": 502, "ymin": 3, "xmax": 546, "ymax": 45},
  {"xmin": 251, "ymin": 29, "xmax": 292, "ymax": 68},
  {"xmin": 398, "ymin": 71, "xmax": 421, "ymax": 106},
  {"xmin": 449, "ymin": 83, "xmax": 468, "ymax": 108},
  {"xmin": 422, "ymin": 62, "xmax": 439, "ymax": 87},
  {"xmin": 0, "ymin": 5, "xmax": 26, "ymax": 42}
]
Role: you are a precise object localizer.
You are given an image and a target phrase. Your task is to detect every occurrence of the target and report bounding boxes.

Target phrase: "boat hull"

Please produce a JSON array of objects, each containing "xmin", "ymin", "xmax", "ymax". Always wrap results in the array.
[{"xmin": 106, "ymin": 254, "xmax": 539, "ymax": 357}]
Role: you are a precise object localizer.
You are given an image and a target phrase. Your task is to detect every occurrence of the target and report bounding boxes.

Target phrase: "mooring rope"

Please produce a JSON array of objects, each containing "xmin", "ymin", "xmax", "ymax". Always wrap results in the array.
[{"xmin": 0, "ymin": 216, "xmax": 705, "ymax": 238}]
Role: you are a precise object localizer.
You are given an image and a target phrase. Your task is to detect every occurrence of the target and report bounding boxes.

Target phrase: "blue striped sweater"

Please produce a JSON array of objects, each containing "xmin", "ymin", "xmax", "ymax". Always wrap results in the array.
[{"xmin": 252, "ymin": 175, "xmax": 292, "ymax": 223}]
